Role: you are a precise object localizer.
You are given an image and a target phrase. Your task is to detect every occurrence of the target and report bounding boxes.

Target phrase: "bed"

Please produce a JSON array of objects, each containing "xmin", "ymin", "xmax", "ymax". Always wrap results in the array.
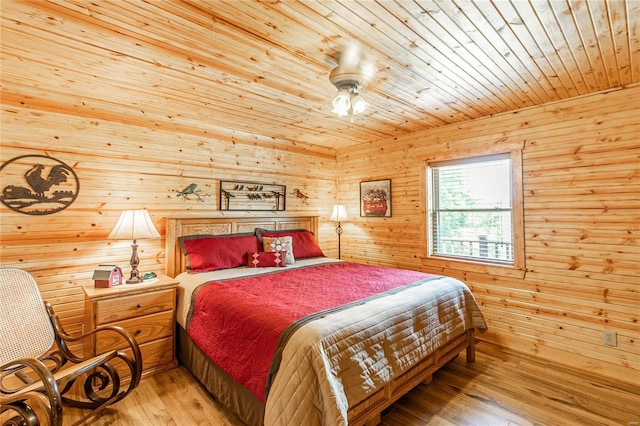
[{"xmin": 165, "ymin": 215, "xmax": 487, "ymax": 426}]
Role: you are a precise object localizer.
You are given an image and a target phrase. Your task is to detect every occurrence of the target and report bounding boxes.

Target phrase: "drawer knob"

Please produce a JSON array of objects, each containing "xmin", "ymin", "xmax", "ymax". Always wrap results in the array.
[
  {"xmin": 135, "ymin": 303, "xmax": 142, "ymax": 309},
  {"xmin": 134, "ymin": 329, "xmax": 142, "ymax": 336}
]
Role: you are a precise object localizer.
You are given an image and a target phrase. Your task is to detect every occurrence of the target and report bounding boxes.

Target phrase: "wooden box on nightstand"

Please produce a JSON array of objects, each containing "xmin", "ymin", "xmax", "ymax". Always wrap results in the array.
[{"xmin": 83, "ymin": 273, "xmax": 179, "ymax": 378}]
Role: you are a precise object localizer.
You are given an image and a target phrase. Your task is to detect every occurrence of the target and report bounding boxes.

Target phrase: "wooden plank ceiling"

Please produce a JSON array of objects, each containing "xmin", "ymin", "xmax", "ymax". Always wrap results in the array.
[{"xmin": 2, "ymin": 0, "xmax": 638, "ymax": 149}]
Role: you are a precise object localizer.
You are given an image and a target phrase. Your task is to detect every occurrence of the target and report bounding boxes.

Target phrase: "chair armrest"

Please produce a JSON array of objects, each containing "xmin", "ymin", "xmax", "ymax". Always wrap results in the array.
[
  {"xmin": 1, "ymin": 357, "xmax": 57, "ymax": 393},
  {"xmin": 45, "ymin": 303, "xmax": 141, "ymax": 364},
  {"xmin": 44, "ymin": 302, "xmax": 143, "ymax": 393},
  {"xmin": 47, "ymin": 315, "xmax": 143, "ymax": 404},
  {"xmin": 61, "ymin": 323, "xmax": 137, "ymax": 345},
  {"xmin": 0, "ymin": 357, "xmax": 63, "ymax": 426},
  {"xmin": 80, "ymin": 324, "xmax": 144, "ymax": 376}
]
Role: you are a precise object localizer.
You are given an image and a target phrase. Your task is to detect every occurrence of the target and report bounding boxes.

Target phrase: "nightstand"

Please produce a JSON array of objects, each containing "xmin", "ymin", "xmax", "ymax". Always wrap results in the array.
[{"xmin": 83, "ymin": 273, "xmax": 179, "ymax": 378}]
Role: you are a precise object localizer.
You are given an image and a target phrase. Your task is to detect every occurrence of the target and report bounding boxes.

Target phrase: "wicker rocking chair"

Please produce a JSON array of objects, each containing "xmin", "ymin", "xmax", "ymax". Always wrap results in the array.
[{"xmin": 0, "ymin": 268, "xmax": 142, "ymax": 426}]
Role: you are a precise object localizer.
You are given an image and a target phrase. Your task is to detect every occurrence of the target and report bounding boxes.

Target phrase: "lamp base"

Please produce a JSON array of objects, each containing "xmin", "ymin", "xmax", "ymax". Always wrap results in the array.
[
  {"xmin": 126, "ymin": 267, "xmax": 144, "ymax": 284},
  {"xmin": 335, "ymin": 222, "xmax": 343, "ymax": 260},
  {"xmin": 127, "ymin": 240, "xmax": 144, "ymax": 284}
]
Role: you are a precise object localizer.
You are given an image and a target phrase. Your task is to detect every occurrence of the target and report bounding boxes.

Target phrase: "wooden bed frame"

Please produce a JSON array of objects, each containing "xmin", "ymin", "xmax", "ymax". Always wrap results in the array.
[{"xmin": 165, "ymin": 215, "xmax": 476, "ymax": 426}]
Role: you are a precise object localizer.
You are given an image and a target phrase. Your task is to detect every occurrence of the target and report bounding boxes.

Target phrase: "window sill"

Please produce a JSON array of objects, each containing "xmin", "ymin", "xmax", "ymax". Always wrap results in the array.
[{"xmin": 419, "ymin": 255, "xmax": 526, "ymax": 279}]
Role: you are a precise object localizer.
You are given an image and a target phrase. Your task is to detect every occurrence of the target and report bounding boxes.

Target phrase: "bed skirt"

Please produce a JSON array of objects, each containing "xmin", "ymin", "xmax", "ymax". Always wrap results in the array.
[{"xmin": 177, "ymin": 325, "xmax": 264, "ymax": 426}]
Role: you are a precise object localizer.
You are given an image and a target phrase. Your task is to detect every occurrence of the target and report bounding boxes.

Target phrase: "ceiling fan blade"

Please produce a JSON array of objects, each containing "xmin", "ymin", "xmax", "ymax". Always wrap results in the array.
[
  {"xmin": 337, "ymin": 42, "xmax": 362, "ymax": 68},
  {"xmin": 332, "ymin": 42, "xmax": 376, "ymax": 87}
]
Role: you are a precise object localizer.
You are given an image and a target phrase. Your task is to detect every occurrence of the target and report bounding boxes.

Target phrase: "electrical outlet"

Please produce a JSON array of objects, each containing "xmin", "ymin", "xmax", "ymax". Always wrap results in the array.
[{"xmin": 603, "ymin": 330, "xmax": 617, "ymax": 347}]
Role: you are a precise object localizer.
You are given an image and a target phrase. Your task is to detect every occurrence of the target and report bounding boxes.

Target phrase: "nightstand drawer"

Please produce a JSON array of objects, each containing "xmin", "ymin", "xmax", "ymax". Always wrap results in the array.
[
  {"xmin": 139, "ymin": 337, "xmax": 174, "ymax": 371},
  {"xmin": 95, "ymin": 289, "xmax": 174, "ymax": 324},
  {"xmin": 114, "ymin": 337, "xmax": 175, "ymax": 380},
  {"xmin": 95, "ymin": 310, "xmax": 174, "ymax": 353}
]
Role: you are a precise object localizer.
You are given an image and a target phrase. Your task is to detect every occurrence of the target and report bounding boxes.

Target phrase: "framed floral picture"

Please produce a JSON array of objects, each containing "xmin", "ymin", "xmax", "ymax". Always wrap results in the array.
[{"xmin": 360, "ymin": 179, "xmax": 391, "ymax": 217}]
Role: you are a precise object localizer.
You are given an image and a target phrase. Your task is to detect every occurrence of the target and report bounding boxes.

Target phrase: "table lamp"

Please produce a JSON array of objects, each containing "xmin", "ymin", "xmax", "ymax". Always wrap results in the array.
[{"xmin": 108, "ymin": 209, "xmax": 160, "ymax": 283}]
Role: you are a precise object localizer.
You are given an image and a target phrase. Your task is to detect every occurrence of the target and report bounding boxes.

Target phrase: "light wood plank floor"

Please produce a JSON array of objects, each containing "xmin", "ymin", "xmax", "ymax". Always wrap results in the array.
[{"xmin": 63, "ymin": 342, "xmax": 639, "ymax": 426}]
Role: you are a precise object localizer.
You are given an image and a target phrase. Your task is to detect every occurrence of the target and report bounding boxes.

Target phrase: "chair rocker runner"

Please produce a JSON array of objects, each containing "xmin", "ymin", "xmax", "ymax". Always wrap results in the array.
[{"xmin": 0, "ymin": 268, "xmax": 142, "ymax": 426}]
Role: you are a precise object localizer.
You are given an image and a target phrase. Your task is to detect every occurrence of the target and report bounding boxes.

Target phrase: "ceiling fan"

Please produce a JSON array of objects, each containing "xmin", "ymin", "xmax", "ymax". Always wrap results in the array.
[{"xmin": 329, "ymin": 43, "xmax": 376, "ymax": 118}]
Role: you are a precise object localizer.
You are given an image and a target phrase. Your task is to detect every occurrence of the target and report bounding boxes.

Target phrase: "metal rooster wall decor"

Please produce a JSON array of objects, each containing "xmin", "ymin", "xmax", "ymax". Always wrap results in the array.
[{"xmin": 0, "ymin": 154, "xmax": 79, "ymax": 215}]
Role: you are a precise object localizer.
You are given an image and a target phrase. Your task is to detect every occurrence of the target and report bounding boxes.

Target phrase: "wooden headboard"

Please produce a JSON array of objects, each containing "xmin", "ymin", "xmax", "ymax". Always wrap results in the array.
[{"xmin": 165, "ymin": 215, "xmax": 319, "ymax": 277}]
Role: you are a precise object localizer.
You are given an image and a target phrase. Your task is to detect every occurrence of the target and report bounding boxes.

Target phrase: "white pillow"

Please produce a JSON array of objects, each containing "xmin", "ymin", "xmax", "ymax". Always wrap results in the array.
[{"xmin": 262, "ymin": 236, "xmax": 295, "ymax": 265}]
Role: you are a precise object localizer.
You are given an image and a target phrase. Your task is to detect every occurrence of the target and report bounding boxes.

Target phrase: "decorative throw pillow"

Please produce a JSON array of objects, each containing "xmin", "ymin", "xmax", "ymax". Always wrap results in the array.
[
  {"xmin": 246, "ymin": 251, "xmax": 287, "ymax": 268},
  {"xmin": 262, "ymin": 236, "xmax": 295, "ymax": 265},
  {"xmin": 178, "ymin": 233, "xmax": 261, "ymax": 272},
  {"xmin": 255, "ymin": 229, "xmax": 325, "ymax": 259}
]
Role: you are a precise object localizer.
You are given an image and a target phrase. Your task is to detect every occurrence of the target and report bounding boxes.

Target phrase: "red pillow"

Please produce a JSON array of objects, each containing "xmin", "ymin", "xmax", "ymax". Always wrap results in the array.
[
  {"xmin": 256, "ymin": 229, "xmax": 324, "ymax": 259},
  {"xmin": 179, "ymin": 234, "xmax": 261, "ymax": 272},
  {"xmin": 247, "ymin": 251, "xmax": 287, "ymax": 268}
]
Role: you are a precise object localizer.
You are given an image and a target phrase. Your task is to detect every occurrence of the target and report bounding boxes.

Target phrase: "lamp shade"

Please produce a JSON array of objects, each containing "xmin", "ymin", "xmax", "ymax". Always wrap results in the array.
[
  {"xmin": 108, "ymin": 209, "xmax": 160, "ymax": 241},
  {"xmin": 330, "ymin": 204, "xmax": 349, "ymax": 222},
  {"xmin": 331, "ymin": 90, "xmax": 351, "ymax": 116},
  {"xmin": 350, "ymin": 93, "xmax": 369, "ymax": 115}
]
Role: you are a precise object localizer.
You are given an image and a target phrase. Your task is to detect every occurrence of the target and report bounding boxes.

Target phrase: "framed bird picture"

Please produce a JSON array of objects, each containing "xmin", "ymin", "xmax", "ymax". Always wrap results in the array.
[{"xmin": 219, "ymin": 180, "xmax": 286, "ymax": 211}]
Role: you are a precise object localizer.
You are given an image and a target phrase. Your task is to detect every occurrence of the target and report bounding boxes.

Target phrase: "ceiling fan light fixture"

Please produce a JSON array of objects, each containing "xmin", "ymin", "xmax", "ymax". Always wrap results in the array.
[
  {"xmin": 332, "ymin": 89, "xmax": 351, "ymax": 116},
  {"xmin": 350, "ymin": 93, "xmax": 369, "ymax": 115},
  {"xmin": 329, "ymin": 44, "xmax": 375, "ymax": 119}
]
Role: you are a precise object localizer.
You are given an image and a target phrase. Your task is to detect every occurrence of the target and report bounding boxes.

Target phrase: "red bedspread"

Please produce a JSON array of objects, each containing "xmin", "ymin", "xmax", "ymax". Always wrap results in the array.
[{"xmin": 187, "ymin": 262, "xmax": 437, "ymax": 402}]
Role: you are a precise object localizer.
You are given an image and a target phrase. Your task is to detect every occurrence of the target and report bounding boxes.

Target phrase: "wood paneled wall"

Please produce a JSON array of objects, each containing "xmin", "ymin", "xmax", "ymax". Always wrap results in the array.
[
  {"xmin": 0, "ymin": 107, "xmax": 338, "ymax": 354},
  {"xmin": 336, "ymin": 84, "xmax": 639, "ymax": 384}
]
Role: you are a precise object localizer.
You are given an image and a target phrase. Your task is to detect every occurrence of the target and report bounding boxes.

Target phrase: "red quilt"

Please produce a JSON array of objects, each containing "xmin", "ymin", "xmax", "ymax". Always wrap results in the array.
[{"xmin": 187, "ymin": 261, "xmax": 438, "ymax": 402}]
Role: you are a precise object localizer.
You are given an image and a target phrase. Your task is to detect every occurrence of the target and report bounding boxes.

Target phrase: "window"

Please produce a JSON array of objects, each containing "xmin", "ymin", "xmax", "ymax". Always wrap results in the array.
[{"xmin": 425, "ymin": 152, "xmax": 524, "ymax": 275}]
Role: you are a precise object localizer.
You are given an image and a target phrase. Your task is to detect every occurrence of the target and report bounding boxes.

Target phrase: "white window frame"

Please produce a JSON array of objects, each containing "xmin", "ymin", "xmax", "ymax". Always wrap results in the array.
[{"xmin": 421, "ymin": 150, "xmax": 525, "ymax": 278}]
